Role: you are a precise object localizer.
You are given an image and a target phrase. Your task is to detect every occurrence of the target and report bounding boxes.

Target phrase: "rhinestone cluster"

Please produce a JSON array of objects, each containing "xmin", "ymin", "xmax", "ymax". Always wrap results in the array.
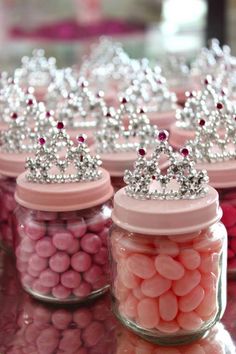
[
  {"xmin": 124, "ymin": 130, "xmax": 209, "ymax": 200},
  {"xmin": 96, "ymin": 100, "xmax": 158, "ymax": 153},
  {"xmin": 14, "ymin": 49, "xmax": 57, "ymax": 88},
  {"xmin": 176, "ymin": 76, "xmax": 235, "ymax": 129},
  {"xmin": 186, "ymin": 103, "xmax": 236, "ymax": 163},
  {"xmin": 56, "ymin": 79, "xmax": 106, "ymax": 129},
  {"xmin": 26, "ymin": 122, "xmax": 102, "ymax": 183}
]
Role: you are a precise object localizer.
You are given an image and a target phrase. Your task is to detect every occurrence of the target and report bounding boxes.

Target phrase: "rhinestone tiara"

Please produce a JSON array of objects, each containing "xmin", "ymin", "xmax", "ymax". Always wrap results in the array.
[
  {"xmin": 125, "ymin": 69, "xmax": 177, "ymax": 113},
  {"xmin": 96, "ymin": 99, "xmax": 158, "ymax": 153},
  {"xmin": 124, "ymin": 130, "xmax": 209, "ymax": 200},
  {"xmin": 57, "ymin": 79, "xmax": 106, "ymax": 129},
  {"xmin": 26, "ymin": 122, "xmax": 102, "ymax": 184},
  {"xmin": 0, "ymin": 100, "xmax": 55, "ymax": 153},
  {"xmin": 176, "ymin": 76, "xmax": 235, "ymax": 130},
  {"xmin": 186, "ymin": 102, "xmax": 236, "ymax": 163},
  {"xmin": 14, "ymin": 49, "xmax": 57, "ymax": 87}
]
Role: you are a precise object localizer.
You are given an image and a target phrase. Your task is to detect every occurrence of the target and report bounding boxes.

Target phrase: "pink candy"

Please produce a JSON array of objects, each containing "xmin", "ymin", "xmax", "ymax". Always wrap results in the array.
[
  {"xmin": 16, "ymin": 206, "xmax": 111, "ymax": 301},
  {"xmin": 112, "ymin": 225, "xmax": 224, "ymax": 336}
]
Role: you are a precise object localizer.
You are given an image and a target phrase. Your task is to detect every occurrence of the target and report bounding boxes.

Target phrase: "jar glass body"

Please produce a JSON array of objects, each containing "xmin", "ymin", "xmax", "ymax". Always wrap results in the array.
[
  {"xmin": 15, "ymin": 202, "xmax": 112, "ymax": 303},
  {"xmin": 109, "ymin": 223, "xmax": 227, "ymax": 345},
  {"xmin": 218, "ymin": 187, "xmax": 236, "ymax": 276},
  {"xmin": 0, "ymin": 176, "xmax": 17, "ymax": 251}
]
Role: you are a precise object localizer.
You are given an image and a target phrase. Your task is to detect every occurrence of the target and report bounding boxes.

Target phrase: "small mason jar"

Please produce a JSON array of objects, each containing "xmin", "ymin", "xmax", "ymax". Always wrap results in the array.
[
  {"xmin": 109, "ymin": 186, "xmax": 227, "ymax": 345},
  {"xmin": 14, "ymin": 168, "xmax": 113, "ymax": 303}
]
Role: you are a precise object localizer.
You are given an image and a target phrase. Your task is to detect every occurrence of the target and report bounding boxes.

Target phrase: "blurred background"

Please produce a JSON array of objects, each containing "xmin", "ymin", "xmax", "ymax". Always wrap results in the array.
[{"xmin": 0, "ymin": 0, "xmax": 232, "ymax": 69}]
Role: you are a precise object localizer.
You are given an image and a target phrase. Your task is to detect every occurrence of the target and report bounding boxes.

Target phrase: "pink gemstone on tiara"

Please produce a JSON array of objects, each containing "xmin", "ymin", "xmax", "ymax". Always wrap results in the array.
[
  {"xmin": 138, "ymin": 148, "xmax": 146, "ymax": 156},
  {"xmin": 27, "ymin": 98, "xmax": 34, "ymax": 106},
  {"xmin": 78, "ymin": 135, "xmax": 85, "ymax": 143},
  {"xmin": 11, "ymin": 112, "xmax": 18, "ymax": 119},
  {"xmin": 57, "ymin": 122, "xmax": 64, "ymax": 130},
  {"xmin": 158, "ymin": 131, "xmax": 167, "ymax": 141},
  {"xmin": 181, "ymin": 148, "xmax": 189, "ymax": 157},
  {"xmin": 39, "ymin": 137, "xmax": 46, "ymax": 145},
  {"xmin": 199, "ymin": 119, "xmax": 205, "ymax": 127},
  {"xmin": 216, "ymin": 102, "xmax": 223, "ymax": 110}
]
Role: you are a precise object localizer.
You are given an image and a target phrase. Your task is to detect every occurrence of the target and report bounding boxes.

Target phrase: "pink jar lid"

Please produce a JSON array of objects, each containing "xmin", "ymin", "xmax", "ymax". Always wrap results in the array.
[
  {"xmin": 0, "ymin": 151, "xmax": 31, "ymax": 178},
  {"xmin": 112, "ymin": 186, "xmax": 221, "ymax": 235},
  {"xmin": 197, "ymin": 160, "xmax": 236, "ymax": 189},
  {"xmin": 15, "ymin": 168, "xmax": 113, "ymax": 211},
  {"xmin": 169, "ymin": 123, "xmax": 195, "ymax": 149}
]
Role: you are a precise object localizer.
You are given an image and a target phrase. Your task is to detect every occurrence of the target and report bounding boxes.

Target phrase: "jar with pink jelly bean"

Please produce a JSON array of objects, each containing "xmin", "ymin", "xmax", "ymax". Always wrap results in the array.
[
  {"xmin": 109, "ymin": 132, "xmax": 227, "ymax": 345},
  {"xmin": 14, "ymin": 125, "xmax": 113, "ymax": 303}
]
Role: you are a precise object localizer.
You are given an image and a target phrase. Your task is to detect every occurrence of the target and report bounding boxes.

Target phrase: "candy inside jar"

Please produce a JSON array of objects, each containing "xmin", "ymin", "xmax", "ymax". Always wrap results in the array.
[
  {"xmin": 109, "ymin": 130, "xmax": 227, "ymax": 345},
  {"xmin": 15, "ymin": 123, "xmax": 113, "ymax": 303}
]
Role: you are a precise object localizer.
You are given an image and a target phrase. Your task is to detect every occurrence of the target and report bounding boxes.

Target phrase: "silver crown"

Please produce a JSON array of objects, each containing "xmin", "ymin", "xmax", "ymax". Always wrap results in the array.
[
  {"xmin": 0, "ymin": 102, "xmax": 55, "ymax": 153},
  {"xmin": 26, "ymin": 122, "xmax": 102, "ymax": 184},
  {"xmin": 57, "ymin": 79, "xmax": 106, "ymax": 129},
  {"xmin": 158, "ymin": 55, "xmax": 190, "ymax": 85},
  {"xmin": 14, "ymin": 49, "xmax": 57, "ymax": 87},
  {"xmin": 124, "ymin": 130, "xmax": 209, "ymax": 200},
  {"xmin": 186, "ymin": 103, "xmax": 236, "ymax": 163},
  {"xmin": 176, "ymin": 76, "xmax": 235, "ymax": 129},
  {"xmin": 125, "ymin": 69, "xmax": 177, "ymax": 113},
  {"xmin": 96, "ymin": 99, "xmax": 158, "ymax": 153}
]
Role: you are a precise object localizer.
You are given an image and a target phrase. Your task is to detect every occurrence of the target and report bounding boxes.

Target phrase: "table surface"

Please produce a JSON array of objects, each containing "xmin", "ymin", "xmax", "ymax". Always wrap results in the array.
[{"xmin": 0, "ymin": 251, "xmax": 235, "ymax": 354}]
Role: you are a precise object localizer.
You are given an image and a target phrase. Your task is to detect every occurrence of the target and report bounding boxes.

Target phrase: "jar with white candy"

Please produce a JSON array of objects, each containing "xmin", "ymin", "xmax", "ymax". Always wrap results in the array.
[
  {"xmin": 109, "ymin": 130, "xmax": 227, "ymax": 345},
  {"xmin": 15, "ymin": 122, "xmax": 113, "ymax": 303}
]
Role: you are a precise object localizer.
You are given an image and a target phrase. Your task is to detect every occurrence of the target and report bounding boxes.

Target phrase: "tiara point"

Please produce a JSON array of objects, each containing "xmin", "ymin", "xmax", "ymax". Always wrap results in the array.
[
  {"xmin": 57, "ymin": 121, "xmax": 64, "ymax": 130},
  {"xmin": 158, "ymin": 130, "xmax": 168, "ymax": 141},
  {"xmin": 27, "ymin": 98, "xmax": 34, "ymax": 106},
  {"xmin": 120, "ymin": 97, "xmax": 128, "ymax": 104}
]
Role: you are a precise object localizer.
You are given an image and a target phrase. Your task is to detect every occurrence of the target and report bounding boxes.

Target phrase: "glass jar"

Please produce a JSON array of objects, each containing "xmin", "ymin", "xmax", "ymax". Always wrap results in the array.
[
  {"xmin": 0, "ymin": 176, "xmax": 17, "ymax": 251},
  {"xmin": 15, "ymin": 168, "xmax": 113, "ymax": 303},
  {"xmin": 109, "ymin": 186, "xmax": 227, "ymax": 345},
  {"xmin": 218, "ymin": 187, "xmax": 236, "ymax": 276}
]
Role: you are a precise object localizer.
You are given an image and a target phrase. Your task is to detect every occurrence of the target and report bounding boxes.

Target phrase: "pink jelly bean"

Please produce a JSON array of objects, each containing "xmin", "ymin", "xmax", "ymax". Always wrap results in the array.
[
  {"xmin": 27, "ymin": 266, "xmax": 40, "ymax": 277},
  {"xmin": 82, "ymin": 321, "xmax": 105, "ymax": 347},
  {"xmin": 155, "ymin": 239, "xmax": 179, "ymax": 257},
  {"xmin": 159, "ymin": 290, "xmax": 178, "ymax": 321},
  {"xmin": 61, "ymin": 270, "xmax": 81, "ymax": 289},
  {"xmin": 199, "ymin": 253, "xmax": 218, "ymax": 274},
  {"xmin": 200, "ymin": 273, "xmax": 217, "ymax": 290},
  {"xmin": 52, "ymin": 231, "xmax": 74, "ymax": 251},
  {"xmin": 118, "ymin": 262, "xmax": 140, "ymax": 289},
  {"xmin": 178, "ymin": 249, "xmax": 201, "ymax": 270},
  {"xmin": 195, "ymin": 290, "xmax": 217, "ymax": 318},
  {"xmin": 80, "ymin": 233, "xmax": 102, "ymax": 254},
  {"xmin": 87, "ymin": 215, "xmax": 106, "ymax": 233},
  {"xmin": 168, "ymin": 232, "xmax": 200, "ymax": 243},
  {"xmin": 67, "ymin": 218, "xmax": 87, "ymax": 238},
  {"xmin": 24, "ymin": 220, "xmax": 46, "ymax": 240},
  {"xmin": 21, "ymin": 274, "xmax": 35, "ymax": 288},
  {"xmin": 25, "ymin": 323, "xmax": 41, "ymax": 343},
  {"xmin": 83, "ymin": 265, "xmax": 103, "ymax": 284},
  {"xmin": 33, "ymin": 306, "xmax": 51, "ymax": 327},
  {"xmin": 155, "ymin": 255, "xmax": 185, "ymax": 280},
  {"xmin": 221, "ymin": 203, "xmax": 236, "ymax": 227},
  {"xmin": 73, "ymin": 282, "xmax": 92, "ymax": 298},
  {"xmin": 141, "ymin": 273, "xmax": 171, "ymax": 297},
  {"xmin": 71, "ymin": 251, "xmax": 92, "ymax": 272},
  {"xmin": 35, "ymin": 211, "xmax": 58, "ymax": 221},
  {"xmin": 73, "ymin": 308, "xmax": 93, "ymax": 328},
  {"xmin": 67, "ymin": 238, "xmax": 80, "ymax": 255},
  {"xmin": 179, "ymin": 285, "xmax": 205, "ymax": 312},
  {"xmin": 51, "ymin": 309, "xmax": 73, "ymax": 330},
  {"xmin": 156, "ymin": 320, "xmax": 180, "ymax": 334},
  {"xmin": 137, "ymin": 298, "xmax": 159, "ymax": 329},
  {"xmin": 36, "ymin": 327, "xmax": 59, "ymax": 354},
  {"xmin": 59, "ymin": 329, "xmax": 81, "ymax": 352},
  {"xmin": 52, "ymin": 285, "xmax": 71, "ymax": 299},
  {"xmin": 29, "ymin": 254, "xmax": 48, "ymax": 272},
  {"xmin": 124, "ymin": 293, "xmax": 138, "ymax": 319},
  {"xmin": 193, "ymin": 231, "xmax": 223, "ymax": 253},
  {"xmin": 93, "ymin": 274, "xmax": 107, "ymax": 290},
  {"xmin": 48, "ymin": 222, "xmax": 65, "ymax": 236},
  {"xmin": 98, "ymin": 227, "xmax": 109, "ymax": 246},
  {"xmin": 133, "ymin": 286, "xmax": 145, "ymax": 300},
  {"xmin": 49, "ymin": 252, "xmax": 70, "ymax": 273},
  {"xmin": 172, "ymin": 270, "xmax": 201, "ymax": 296},
  {"xmin": 39, "ymin": 269, "xmax": 60, "ymax": 287},
  {"xmin": 20, "ymin": 238, "xmax": 36, "ymax": 253},
  {"xmin": 16, "ymin": 247, "xmax": 32, "ymax": 262},
  {"xmin": 177, "ymin": 311, "xmax": 203, "ymax": 331},
  {"xmin": 127, "ymin": 254, "xmax": 156, "ymax": 279},
  {"xmin": 35, "ymin": 237, "xmax": 56, "ymax": 258},
  {"xmin": 32, "ymin": 280, "xmax": 50, "ymax": 295},
  {"xmin": 94, "ymin": 246, "xmax": 108, "ymax": 265}
]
